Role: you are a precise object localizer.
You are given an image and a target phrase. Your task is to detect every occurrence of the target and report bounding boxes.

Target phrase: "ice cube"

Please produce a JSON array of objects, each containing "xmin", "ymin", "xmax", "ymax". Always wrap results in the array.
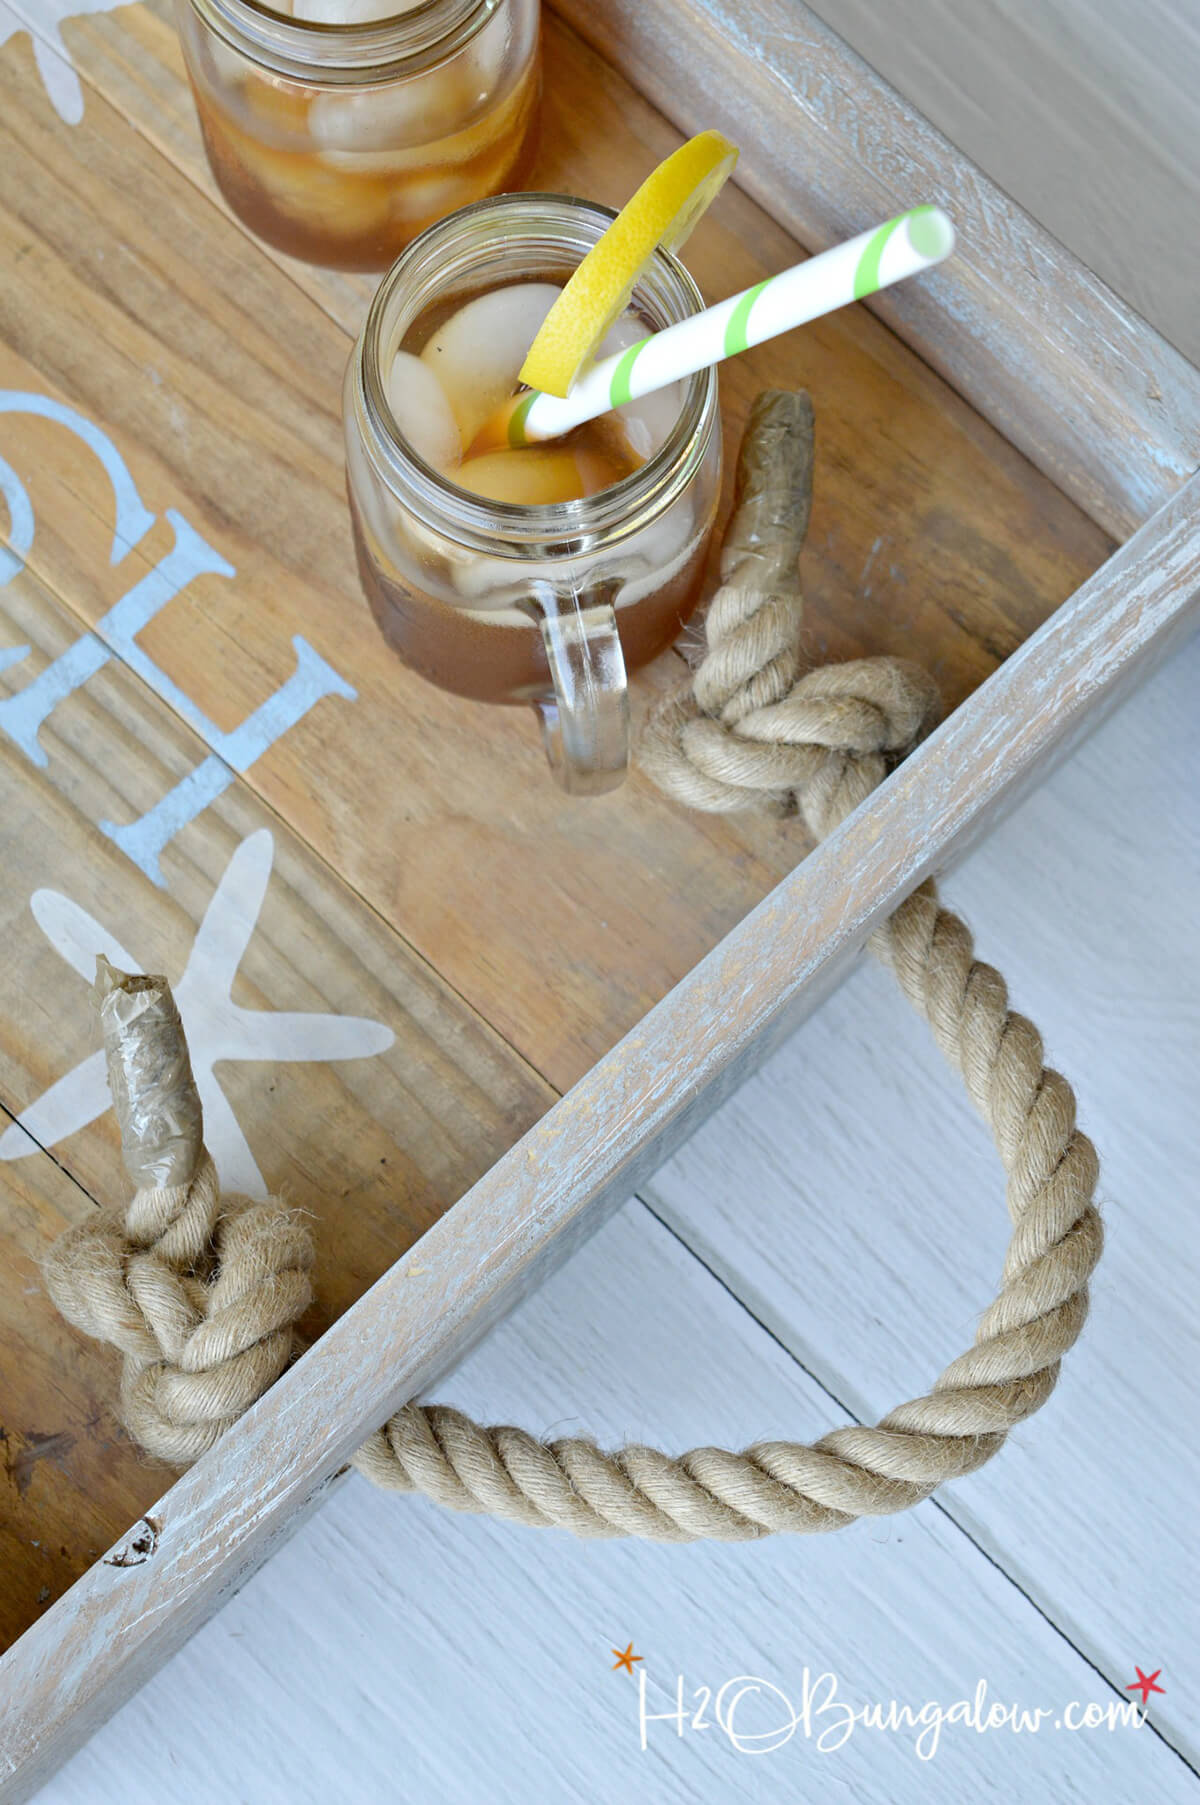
[
  {"xmin": 386, "ymin": 352, "xmax": 462, "ymax": 471},
  {"xmin": 309, "ymin": 65, "xmax": 468, "ymax": 152},
  {"xmin": 388, "ymin": 165, "xmax": 480, "ymax": 223},
  {"xmin": 455, "ymin": 447, "xmax": 597, "ymax": 506},
  {"xmin": 315, "ymin": 152, "xmax": 488, "ymax": 231},
  {"xmin": 597, "ymin": 314, "xmax": 684, "ymax": 460},
  {"xmin": 225, "ymin": 126, "xmax": 395, "ymax": 237},
  {"xmin": 420, "ymin": 282, "xmax": 560, "ymax": 447},
  {"xmin": 240, "ymin": 73, "xmax": 318, "ymax": 142}
]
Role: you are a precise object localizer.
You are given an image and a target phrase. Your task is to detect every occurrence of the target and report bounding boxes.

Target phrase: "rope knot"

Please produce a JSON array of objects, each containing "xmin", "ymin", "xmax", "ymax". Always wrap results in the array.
[
  {"xmin": 43, "ymin": 967, "xmax": 314, "ymax": 1465},
  {"xmin": 638, "ymin": 391, "xmax": 940, "ymax": 838},
  {"xmin": 643, "ymin": 652, "xmax": 941, "ymax": 839},
  {"xmin": 43, "ymin": 390, "xmax": 1101, "ymax": 1543}
]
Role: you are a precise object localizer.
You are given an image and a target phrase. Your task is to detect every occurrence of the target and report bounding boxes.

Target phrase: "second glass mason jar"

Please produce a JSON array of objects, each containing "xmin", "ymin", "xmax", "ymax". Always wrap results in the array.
[
  {"xmin": 176, "ymin": 0, "xmax": 541, "ymax": 270},
  {"xmin": 344, "ymin": 194, "xmax": 723, "ymax": 793}
]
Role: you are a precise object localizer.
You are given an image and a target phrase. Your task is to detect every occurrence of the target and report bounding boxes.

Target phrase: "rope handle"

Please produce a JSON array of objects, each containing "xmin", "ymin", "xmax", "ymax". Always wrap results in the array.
[{"xmin": 45, "ymin": 393, "xmax": 1102, "ymax": 1542}]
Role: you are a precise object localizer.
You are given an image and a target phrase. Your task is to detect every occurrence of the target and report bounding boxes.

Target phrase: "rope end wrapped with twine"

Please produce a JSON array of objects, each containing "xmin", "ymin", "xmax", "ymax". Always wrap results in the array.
[
  {"xmin": 44, "ymin": 393, "xmax": 1102, "ymax": 1539},
  {"xmin": 94, "ymin": 953, "xmax": 203, "ymax": 1196},
  {"xmin": 44, "ymin": 960, "xmax": 314, "ymax": 1466}
]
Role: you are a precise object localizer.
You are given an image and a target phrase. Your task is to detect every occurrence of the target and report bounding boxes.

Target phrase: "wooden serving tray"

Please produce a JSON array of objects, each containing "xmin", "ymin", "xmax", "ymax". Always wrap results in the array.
[{"xmin": 0, "ymin": 0, "xmax": 1197, "ymax": 1791}]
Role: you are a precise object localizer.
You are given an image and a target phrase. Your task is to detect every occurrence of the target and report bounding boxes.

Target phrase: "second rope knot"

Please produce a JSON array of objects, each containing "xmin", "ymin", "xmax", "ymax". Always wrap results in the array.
[{"xmin": 637, "ymin": 391, "xmax": 941, "ymax": 838}]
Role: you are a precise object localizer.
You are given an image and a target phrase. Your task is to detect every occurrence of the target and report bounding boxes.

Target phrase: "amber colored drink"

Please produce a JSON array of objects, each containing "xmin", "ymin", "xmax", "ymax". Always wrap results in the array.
[
  {"xmin": 344, "ymin": 195, "xmax": 722, "ymax": 790},
  {"xmin": 349, "ymin": 277, "xmax": 717, "ymax": 702},
  {"xmin": 177, "ymin": 0, "xmax": 541, "ymax": 271},
  {"xmin": 350, "ymin": 491, "xmax": 713, "ymax": 704}
]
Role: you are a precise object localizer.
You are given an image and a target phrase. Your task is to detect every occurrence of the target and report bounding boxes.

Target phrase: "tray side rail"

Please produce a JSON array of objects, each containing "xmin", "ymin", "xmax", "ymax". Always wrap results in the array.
[
  {"xmin": 1, "ymin": 470, "xmax": 1197, "ymax": 1804},
  {"xmin": 549, "ymin": 0, "xmax": 1200, "ymax": 541}
]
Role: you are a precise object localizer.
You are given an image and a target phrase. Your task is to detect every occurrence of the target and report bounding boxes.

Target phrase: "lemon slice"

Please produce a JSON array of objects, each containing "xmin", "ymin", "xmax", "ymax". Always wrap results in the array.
[{"xmin": 519, "ymin": 130, "xmax": 739, "ymax": 400}]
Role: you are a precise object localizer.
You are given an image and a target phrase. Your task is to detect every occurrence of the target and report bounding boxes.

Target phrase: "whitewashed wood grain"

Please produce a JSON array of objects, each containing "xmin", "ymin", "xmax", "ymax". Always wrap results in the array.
[
  {"xmin": 810, "ymin": 0, "xmax": 1200, "ymax": 367},
  {"xmin": 644, "ymin": 628, "xmax": 1200, "ymax": 1764},
  {"xmin": 36, "ymin": 1201, "xmax": 1200, "ymax": 1804},
  {"xmin": 549, "ymin": 0, "xmax": 1200, "ymax": 540},
  {"xmin": 5, "ymin": 1, "xmax": 1200, "ymax": 1787},
  {"xmin": 2, "ymin": 442, "xmax": 1197, "ymax": 1805}
]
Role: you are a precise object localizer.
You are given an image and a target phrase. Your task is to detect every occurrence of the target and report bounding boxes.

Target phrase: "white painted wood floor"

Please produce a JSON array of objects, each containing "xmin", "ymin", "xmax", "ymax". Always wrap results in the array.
[
  {"xmin": 36, "ymin": 5, "xmax": 1200, "ymax": 1797},
  {"xmin": 39, "ymin": 612, "xmax": 1200, "ymax": 1803}
]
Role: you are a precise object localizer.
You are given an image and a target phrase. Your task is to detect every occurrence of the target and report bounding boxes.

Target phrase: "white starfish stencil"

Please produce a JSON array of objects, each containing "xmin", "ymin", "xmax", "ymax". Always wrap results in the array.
[
  {"xmin": 1, "ymin": 0, "xmax": 135, "ymax": 127},
  {"xmin": 0, "ymin": 830, "xmax": 395, "ymax": 1197}
]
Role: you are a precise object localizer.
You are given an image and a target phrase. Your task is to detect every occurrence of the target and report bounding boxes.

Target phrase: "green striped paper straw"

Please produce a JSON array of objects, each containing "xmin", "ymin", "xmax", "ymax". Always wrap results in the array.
[{"xmin": 503, "ymin": 205, "xmax": 955, "ymax": 449}]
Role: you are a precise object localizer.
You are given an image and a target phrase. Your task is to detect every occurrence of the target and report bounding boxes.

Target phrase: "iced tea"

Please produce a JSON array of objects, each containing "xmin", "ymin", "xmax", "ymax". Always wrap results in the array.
[
  {"xmin": 177, "ymin": 0, "xmax": 540, "ymax": 270},
  {"xmin": 344, "ymin": 196, "xmax": 722, "ymax": 789}
]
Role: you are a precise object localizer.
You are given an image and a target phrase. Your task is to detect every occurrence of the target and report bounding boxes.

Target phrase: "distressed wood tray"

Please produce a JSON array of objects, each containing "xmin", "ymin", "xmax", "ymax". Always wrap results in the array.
[{"xmin": 0, "ymin": 0, "xmax": 1197, "ymax": 1791}]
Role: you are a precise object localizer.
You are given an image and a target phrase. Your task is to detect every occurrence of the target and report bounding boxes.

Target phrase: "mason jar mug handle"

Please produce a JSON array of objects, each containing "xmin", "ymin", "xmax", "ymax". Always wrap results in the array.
[{"xmin": 529, "ymin": 579, "xmax": 630, "ymax": 796}]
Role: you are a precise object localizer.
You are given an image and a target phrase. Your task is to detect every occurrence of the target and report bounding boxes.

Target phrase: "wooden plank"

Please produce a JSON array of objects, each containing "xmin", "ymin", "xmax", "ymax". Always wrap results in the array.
[
  {"xmin": 0, "ymin": 554, "xmax": 552, "ymax": 1650},
  {"xmin": 0, "ymin": 12, "xmax": 1112, "ymax": 1094},
  {"xmin": 34, "ymin": 1202, "xmax": 1200, "ymax": 1802},
  {"xmin": 0, "ymin": 0, "xmax": 1190, "ymax": 1780},
  {"xmin": 0, "ymin": 1148, "xmax": 120, "ymax": 1660},
  {"xmin": 551, "ymin": 0, "xmax": 1200, "ymax": 541},
  {"xmin": 1, "ymin": 472, "xmax": 1195, "ymax": 1801},
  {"xmin": 645, "ymin": 631, "xmax": 1200, "ymax": 1763},
  {"xmin": 1, "ymin": 0, "xmax": 377, "ymax": 338}
]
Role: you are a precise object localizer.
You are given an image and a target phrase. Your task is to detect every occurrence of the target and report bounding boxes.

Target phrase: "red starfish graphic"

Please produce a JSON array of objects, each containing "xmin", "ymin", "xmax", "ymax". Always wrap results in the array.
[{"xmin": 1126, "ymin": 1666, "xmax": 1165, "ymax": 1709}]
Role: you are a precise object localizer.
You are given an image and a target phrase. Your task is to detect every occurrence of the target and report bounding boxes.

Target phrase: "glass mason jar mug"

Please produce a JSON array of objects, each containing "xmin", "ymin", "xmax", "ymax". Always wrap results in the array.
[
  {"xmin": 344, "ymin": 194, "xmax": 723, "ymax": 793},
  {"xmin": 175, "ymin": 0, "xmax": 541, "ymax": 270}
]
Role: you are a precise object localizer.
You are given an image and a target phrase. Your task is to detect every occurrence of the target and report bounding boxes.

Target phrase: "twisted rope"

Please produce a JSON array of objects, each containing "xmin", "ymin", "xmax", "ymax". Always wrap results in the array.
[
  {"xmin": 45, "ymin": 972, "xmax": 315, "ymax": 1467},
  {"xmin": 46, "ymin": 391, "xmax": 1101, "ymax": 1542},
  {"xmin": 46, "ymin": 1154, "xmax": 314, "ymax": 1466},
  {"xmin": 353, "ymin": 392, "xmax": 1102, "ymax": 1536}
]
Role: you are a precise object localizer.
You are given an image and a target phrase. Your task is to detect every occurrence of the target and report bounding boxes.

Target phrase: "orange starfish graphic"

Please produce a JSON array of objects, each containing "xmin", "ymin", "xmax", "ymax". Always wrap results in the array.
[{"xmin": 611, "ymin": 1643, "xmax": 643, "ymax": 1675}]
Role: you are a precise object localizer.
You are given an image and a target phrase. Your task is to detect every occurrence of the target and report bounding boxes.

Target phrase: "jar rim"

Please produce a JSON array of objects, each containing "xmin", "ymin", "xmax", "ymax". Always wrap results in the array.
[
  {"xmin": 352, "ymin": 194, "xmax": 719, "ymax": 558},
  {"xmin": 184, "ymin": 0, "xmax": 498, "ymax": 81}
]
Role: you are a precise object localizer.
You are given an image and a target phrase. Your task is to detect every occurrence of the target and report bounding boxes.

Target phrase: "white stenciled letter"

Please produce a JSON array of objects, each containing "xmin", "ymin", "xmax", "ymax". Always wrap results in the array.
[
  {"xmin": 101, "ymin": 623, "xmax": 356, "ymax": 885},
  {"xmin": 0, "ymin": 509, "xmax": 234, "ymax": 768},
  {"xmin": 0, "ymin": 503, "xmax": 355, "ymax": 884},
  {"xmin": 1, "ymin": 393, "xmax": 357, "ymax": 883}
]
